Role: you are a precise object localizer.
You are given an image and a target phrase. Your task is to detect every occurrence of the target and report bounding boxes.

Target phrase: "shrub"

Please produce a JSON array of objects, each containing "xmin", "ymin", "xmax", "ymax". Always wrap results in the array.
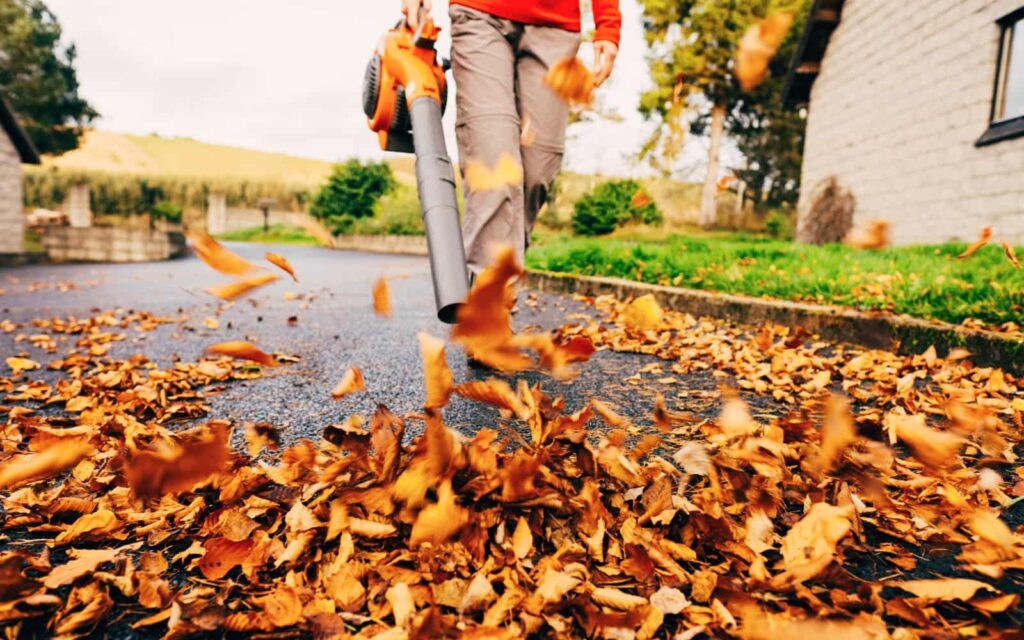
[
  {"xmin": 310, "ymin": 159, "xmax": 396, "ymax": 223},
  {"xmin": 151, "ymin": 200, "xmax": 183, "ymax": 224},
  {"xmin": 571, "ymin": 179, "xmax": 663, "ymax": 236},
  {"xmin": 796, "ymin": 176, "xmax": 855, "ymax": 245},
  {"xmin": 763, "ymin": 209, "xmax": 792, "ymax": 239},
  {"xmin": 350, "ymin": 185, "xmax": 425, "ymax": 236}
]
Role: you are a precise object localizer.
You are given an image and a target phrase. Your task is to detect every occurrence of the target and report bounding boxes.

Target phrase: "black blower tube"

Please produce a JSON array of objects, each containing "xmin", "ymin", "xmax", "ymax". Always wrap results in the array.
[{"xmin": 409, "ymin": 96, "xmax": 470, "ymax": 324}]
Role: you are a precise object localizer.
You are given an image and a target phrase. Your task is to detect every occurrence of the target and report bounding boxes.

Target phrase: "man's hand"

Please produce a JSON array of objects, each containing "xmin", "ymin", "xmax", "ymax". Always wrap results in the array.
[
  {"xmin": 402, "ymin": 0, "xmax": 432, "ymax": 31},
  {"xmin": 593, "ymin": 40, "xmax": 619, "ymax": 87}
]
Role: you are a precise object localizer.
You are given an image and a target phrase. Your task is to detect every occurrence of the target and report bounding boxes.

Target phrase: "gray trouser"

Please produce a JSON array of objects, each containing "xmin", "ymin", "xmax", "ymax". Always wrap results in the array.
[{"xmin": 449, "ymin": 4, "xmax": 581, "ymax": 273}]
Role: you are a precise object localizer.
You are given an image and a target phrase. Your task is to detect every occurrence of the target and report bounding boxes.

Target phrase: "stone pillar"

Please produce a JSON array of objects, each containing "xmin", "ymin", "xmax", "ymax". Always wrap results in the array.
[
  {"xmin": 66, "ymin": 184, "xmax": 93, "ymax": 228},
  {"xmin": 207, "ymin": 192, "xmax": 227, "ymax": 235}
]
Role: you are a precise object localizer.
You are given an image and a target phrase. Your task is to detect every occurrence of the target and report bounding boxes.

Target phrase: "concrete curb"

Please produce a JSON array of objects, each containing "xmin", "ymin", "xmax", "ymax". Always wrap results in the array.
[
  {"xmin": 524, "ymin": 270, "xmax": 1024, "ymax": 374},
  {"xmin": 332, "ymin": 234, "xmax": 428, "ymax": 256}
]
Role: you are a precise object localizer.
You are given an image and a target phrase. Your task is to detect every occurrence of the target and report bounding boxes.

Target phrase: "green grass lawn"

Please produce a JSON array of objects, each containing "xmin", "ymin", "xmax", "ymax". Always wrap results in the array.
[
  {"xmin": 525, "ymin": 234, "xmax": 1024, "ymax": 327},
  {"xmin": 218, "ymin": 224, "xmax": 322, "ymax": 246}
]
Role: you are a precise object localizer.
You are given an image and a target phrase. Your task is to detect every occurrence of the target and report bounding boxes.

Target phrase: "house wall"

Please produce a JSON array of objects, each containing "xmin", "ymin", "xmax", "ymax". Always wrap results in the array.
[
  {"xmin": 0, "ymin": 128, "xmax": 23, "ymax": 254},
  {"xmin": 798, "ymin": 0, "xmax": 1024, "ymax": 244}
]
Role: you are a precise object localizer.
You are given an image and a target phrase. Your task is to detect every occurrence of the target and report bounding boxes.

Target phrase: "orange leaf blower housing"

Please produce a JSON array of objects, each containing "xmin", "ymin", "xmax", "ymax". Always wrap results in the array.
[{"xmin": 363, "ymin": 16, "xmax": 448, "ymax": 153}]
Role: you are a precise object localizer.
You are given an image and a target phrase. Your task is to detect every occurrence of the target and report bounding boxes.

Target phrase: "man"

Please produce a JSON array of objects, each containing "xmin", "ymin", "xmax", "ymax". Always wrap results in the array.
[{"xmin": 402, "ymin": 0, "xmax": 621, "ymax": 275}]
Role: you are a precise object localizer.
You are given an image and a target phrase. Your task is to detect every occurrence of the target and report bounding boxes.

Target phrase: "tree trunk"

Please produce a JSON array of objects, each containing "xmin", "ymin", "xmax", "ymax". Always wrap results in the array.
[{"xmin": 698, "ymin": 102, "xmax": 726, "ymax": 228}]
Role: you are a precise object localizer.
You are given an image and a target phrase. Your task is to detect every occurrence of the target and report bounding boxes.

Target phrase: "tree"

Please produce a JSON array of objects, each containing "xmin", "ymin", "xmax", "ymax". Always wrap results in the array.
[
  {"xmin": 0, "ymin": 0, "xmax": 97, "ymax": 155},
  {"xmin": 637, "ymin": 0, "xmax": 807, "ymax": 226},
  {"xmin": 310, "ymin": 159, "xmax": 396, "ymax": 235}
]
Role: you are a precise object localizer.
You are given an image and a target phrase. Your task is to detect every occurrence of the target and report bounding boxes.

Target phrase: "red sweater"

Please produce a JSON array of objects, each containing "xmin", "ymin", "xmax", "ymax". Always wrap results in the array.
[{"xmin": 450, "ymin": 0, "xmax": 622, "ymax": 47}]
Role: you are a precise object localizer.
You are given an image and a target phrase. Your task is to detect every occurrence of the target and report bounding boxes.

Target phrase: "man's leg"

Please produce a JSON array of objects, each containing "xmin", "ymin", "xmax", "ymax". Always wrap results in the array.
[
  {"xmin": 449, "ymin": 6, "xmax": 524, "ymax": 274},
  {"xmin": 515, "ymin": 25, "xmax": 581, "ymax": 245}
]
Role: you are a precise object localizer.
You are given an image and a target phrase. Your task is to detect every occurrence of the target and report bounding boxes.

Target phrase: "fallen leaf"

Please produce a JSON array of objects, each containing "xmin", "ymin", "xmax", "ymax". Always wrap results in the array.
[
  {"xmin": 265, "ymin": 252, "xmax": 298, "ymax": 281},
  {"xmin": 188, "ymin": 231, "xmax": 258, "ymax": 276},
  {"xmin": 621, "ymin": 294, "xmax": 663, "ymax": 331},
  {"xmin": 409, "ymin": 480, "xmax": 468, "ymax": 546},
  {"xmin": 386, "ymin": 582, "xmax": 415, "ymax": 627},
  {"xmin": 331, "ymin": 367, "xmax": 365, "ymax": 400},
  {"xmin": 958, "ymin": 226, "xmax": 993, "ymax": 260},
  {"xmin": 512, "ymin": 516, "xmax": 533, "ymax": 560},
  {"xmin": 44, "ymin": 549, "xmax": 120, "ymax": 589},
  {"xmin": 372, "ymin": 277, "xmax": 392, "ymax": 317},
  {"xmin": 207, "ymin": 341, "xmax": 279, "ymax": 367},
  {"xmin": 897, "ymin": 577, "xmax": 998, "ymax": 601},
  {"xmin": 887, "ymin": 412, "xmax": 962, "ymax": 469},
  {"xmin": 199, "ymin": 537, "xmax": 257, "ymax": 580},
  {"xmin": 773, "ymin": 503, "xmax": 853, "ymax": 586},
  {"xmin": 6, "ymin": 356, "xmax": 40, "ymax": 372}
]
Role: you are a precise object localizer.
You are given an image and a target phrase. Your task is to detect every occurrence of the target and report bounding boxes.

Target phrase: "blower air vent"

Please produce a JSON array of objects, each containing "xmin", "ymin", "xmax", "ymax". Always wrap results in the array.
[{"xmin": 362, "ymin": 55, "xmax": 382, "ymax": 119}]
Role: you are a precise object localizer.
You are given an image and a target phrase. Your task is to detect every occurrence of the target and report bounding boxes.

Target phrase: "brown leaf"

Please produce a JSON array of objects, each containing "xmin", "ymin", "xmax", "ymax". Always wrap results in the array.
[
  {"xmin": 738, "ymin": 612, "xmax": 890, "ymax": 640},
  {"xmin": 44, "ymin": 548, "xmax": 120, "ymax": 589},
  {"xmin": 55, "ymin": 509, "xmax": 121, "ymax": 545},
  {"xmin": 453, "ymin": 379, "xmax": 528, "ymax": 420},
  {"xmin": 958, "ymin": 226, "xmax": 993, "ymax": 260},
  {"xmin": 331, "ymin": 367, "xmax": 365, "ymax": 400},
  {"xmin": 897, "ymin": 577, "xmax": 999, "ymax": 601},
  {"xmin": 772, "ymin": 503, "xmax": 853, "ymax": 587},
  {"xmin": 735, "ymin": 12, "xmax": 795, "ymax": 91},
  {"xmin": 199, "ymin": 537, "xmax": 257, "ymax": 580},
  {"xmin": 545, "ymin": 57, "xmax": 594, "ymax": 106},
  {"xmin": 188, "ymin": 230, "xmax": 258, "ymax": 276},
  {"xmin": 125, "ymin": 422, "xmax": 230, "ymax": 498},
  {"xmin": 206, "ymin": 272, "xmax": 279, "ymax": 301},
  {"xmin": 0, "ymin": 437, "xmax": 94, "ymax": 490},
  {"xmin": 372, "ymin": 277, "xmax": 392, "ymax": 317},
  {"xmin": 817, "ymin": 395, "xmax": 856, "ymax": 473},
  {"xmin": 1002, "ymin": 241, "xmax": 1021, "ymax": 269},
  {"xmin": 254, "ymin": 583, "xmax": 303, "ymax": 627},
  {"xmin": 265, "ymin": 252, "xmax": 298, "ymax": 281},
  {"xmin": 419, "ymin": 333, "xmax": 452, "ymax": 409},
  {"xmin": 207, "ymin": 340, "xmax": 279, "ymax": 367},
  {"xmin": 452, "ymin": 246, "xmax": 528, "ymax": 372}
]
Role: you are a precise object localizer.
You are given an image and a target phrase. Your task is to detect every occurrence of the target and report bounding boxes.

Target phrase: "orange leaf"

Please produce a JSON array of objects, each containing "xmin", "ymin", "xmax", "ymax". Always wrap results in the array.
[
  {"xmin": 44, "ymin": 548, "xmax": 120, "ymax": 589},
  {"xmin": 198, "ymin": 537, "xmax": 257, "ymax": 580},
  {"xmin": 188, "ymin": 230, "xmax": 258, "ymax": 276},
  {"xmin": 409, "ymin": 480, "xmax": 468, "ymax": 546},
  {"xmin": 958, "ymin": 226, "xmax": 993, "ymax": 260},
  {"xmin": 816, "ymin": 395, "xmax": 857, "ymax": 473},
  {"xmin": 331, "ymin": 367, "xmax": 365, "ymax": 400},
  {"xmin": 265, "ymin": 252, "xmax": 298, "ymax": 281},
  {"xmin": 464, "ymin": 153, "xmax": 523, "ymax": 193},
  {"xmin": 453, "ymin": 379, "xmax": 528, "ymax": 420},
  {"xmin": 206, "ymin": 273, "xmax": 279, "ymax": 301},
  {"xmin": 772, "ymin": 503, "xmax": 853, "ymax": 587},
  {"xmin": 125, "ymin": 422, "xmax": 231, "ymax": 498},
  {"xmin": 845, "ymin": 219, "xmax": 891, "ymax": 250},
  {"xmin": 418, "ymin": 333, "xmax": 452, "ymax": 409},
  {"xmin": 897, "ymin": 577, "xmax": 998, "ymax": 601},
  {"xmin": 372, "ymin": 277, "xmax": 392, "ymax": 317},
  {"xmin": 621, "ymin": 295, "xmax": 663, "ymax": 332},
  {"xmin": 6, "ymin": 356, "xmax": 40, "ymax": 372},
  {"xmin": 207, "ymin": 341, "xmax": 279, "ymax": 367},
  {"xmin": 0, "ymin": 437, "xmax": 95, "ymax": 490},
  {"xmin": 887, "ymin": 412, "xmax": 963, "ymax": 469},
  {"xmin": 735, "ymin": 12, "xmax": 795, "ymax": 91},
  {"xmin": 1002, "ymin": 241, "xmax": 1021, "ymax": 269},
  {"xmin": 630, "ymin": 189, "xmax": 652, "ymax": 209},
  {"xmin": 55, "ymin": 508, "xmax": 121, "ymax": 544},
  {"xmin": 545, "ymin": 57, "xmax": 594, "ymax": 107}
]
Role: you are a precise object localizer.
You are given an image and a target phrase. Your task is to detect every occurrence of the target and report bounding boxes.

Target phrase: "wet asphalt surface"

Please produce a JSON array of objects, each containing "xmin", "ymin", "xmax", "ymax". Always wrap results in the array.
[{"xmin": 0, "ymin": 243, "xmax": 729, "ymax": 442}]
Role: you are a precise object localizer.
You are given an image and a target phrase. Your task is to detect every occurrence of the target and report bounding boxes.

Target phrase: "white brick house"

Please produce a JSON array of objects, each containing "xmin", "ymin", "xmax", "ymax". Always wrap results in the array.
[
  {"xmin": 0, "ymin": 94, "xmax": 40, "ymax": 255},
  {"xmin": 785, "ymin": 0, "xmax": 1024, "ymax": 244}
]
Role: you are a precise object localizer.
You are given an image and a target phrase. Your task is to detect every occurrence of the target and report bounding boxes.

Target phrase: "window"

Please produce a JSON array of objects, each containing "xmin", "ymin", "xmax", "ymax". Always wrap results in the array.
[{"xmin": 977, "ymin": 6, "xmax": 1024, "ymax": 146}]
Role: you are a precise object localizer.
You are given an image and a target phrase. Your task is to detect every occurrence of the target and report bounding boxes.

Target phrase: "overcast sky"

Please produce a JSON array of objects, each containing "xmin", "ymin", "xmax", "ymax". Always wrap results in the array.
[{"xmin": 47, "ymin": 0, "xmax": 730, "ymax": 178}]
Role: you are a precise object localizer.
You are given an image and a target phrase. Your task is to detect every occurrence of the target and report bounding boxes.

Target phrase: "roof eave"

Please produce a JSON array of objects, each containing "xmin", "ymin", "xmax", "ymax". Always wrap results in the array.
[
  {"xmin": 0, "ymin": 94, "xmax": 41, "ymax": 165},
  {"xmin": 782, "ymin": 0, "xmax": 846, "ymax": 108}
]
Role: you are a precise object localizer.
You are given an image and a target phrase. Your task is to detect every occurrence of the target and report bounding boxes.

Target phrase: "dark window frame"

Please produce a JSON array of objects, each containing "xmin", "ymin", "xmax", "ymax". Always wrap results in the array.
[{"xmin": 977, "ymin": 5, "xmax": 1024, "ymax": 147}]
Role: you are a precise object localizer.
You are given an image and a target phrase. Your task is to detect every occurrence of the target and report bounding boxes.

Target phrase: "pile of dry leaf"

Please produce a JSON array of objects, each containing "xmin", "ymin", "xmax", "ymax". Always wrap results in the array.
[{"xmin": 1, "ymin": 242, "xmax": 1023, "ymax": 639}]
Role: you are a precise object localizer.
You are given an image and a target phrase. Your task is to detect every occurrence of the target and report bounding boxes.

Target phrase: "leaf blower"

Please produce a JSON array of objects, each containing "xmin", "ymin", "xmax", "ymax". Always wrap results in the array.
[{"xmin": 362, "ymin": 10, "xmax": 469, "ymax": 324}]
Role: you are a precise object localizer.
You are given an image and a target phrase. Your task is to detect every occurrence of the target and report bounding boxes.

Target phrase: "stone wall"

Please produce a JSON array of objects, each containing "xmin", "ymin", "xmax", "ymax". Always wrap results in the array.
[
  {"xmin": 332, "ymin": 234, "xmax": 428, "ymax": 256},
  {"xmin": 0, "ymin": 128, "xmax": 23, "ymax": 254},
  {"xmin": 42, "ymin": 227, "xmax": 186, "ymax": 263},
  {"xmin": 798, "ymin": 0, "xmax": 1024, "ymax": 244},
  {"xmin": 220, "ymin": 207, "xmax": 312, "ymax": 234}
]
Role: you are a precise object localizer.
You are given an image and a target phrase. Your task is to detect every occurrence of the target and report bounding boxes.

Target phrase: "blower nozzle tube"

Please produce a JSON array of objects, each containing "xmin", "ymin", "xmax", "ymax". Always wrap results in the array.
[{"xmin": 409, "ymin": 97, "xmax": 469, "ymax": 324}]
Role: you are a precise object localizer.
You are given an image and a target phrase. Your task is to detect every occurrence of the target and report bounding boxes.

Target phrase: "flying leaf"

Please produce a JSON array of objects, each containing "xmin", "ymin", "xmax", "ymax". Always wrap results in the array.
[
  {"xmin": 206, "ymin": 273, "xmax": 279, "ymax": 301},
  {"xmin": 621, "ymin": 294, "xmax": 663, "ymax": 331},
  {"xmin": 452, "ymin": 247, "xmax": 529, "ymax": 371},
  {"xmin": 265, "ymin": 252, "xmax": 298, "ymax": 281},
  {"xmin": 958, "ymin": 226, "xmax": 993, "ymax": 260},
  {"xmin": 631, "ymin": 189, "xmax": 653, "ymax": 209},
  {"xmin": 207, "ymin": 341, "xmax": 279, "ymax": 367},
  {"xmin": 331, "ymin": 367, "xmax": 365, "ymax": 400},
  {"xmin": 464, "ymin": 153, "xmax": 523, "ymax": 193},
  {"xmin": 125, "ymin": 422, "xmax": 230, "ymax": 498},
  {"xmin": 1002, "ymin": 241, "xmax": 1021, "ymax": 269},
  {"xmin": 772, "ymin": 503, "xmax": 853, "ymax": 586},
  {"xmin": 735, "ymin": 12, "xmax": 795, "ymax": 91},
  {"xmin": 453, "ymin": 379, "xmax": 529, "ymax": 420},
  {"xmin": 816, "ymin": 395, "xmax": 857, "ymax": 473},
  {"xmin": 418, "ymin": 333, "xmax": 452, "ymax": 409},
  {"xmin": 409, "ymin": 480, "xmax": 468, "ymax": 546},
  {"xmin": 188, "ymin": 231, "xmax": 259, "ymax": 276},
  {"xmin": 372, "ymin": 277, "xmax": 392, "ymax": 317},
  {"xmin": 545, "ymin": 57, "xmax": 594, "ymax": 106},
  {"xmin": 845, "ymin": 219, "xmax": 891, "ymax": 250},
  {"xmin": 0, "ymin": 438, "xmax": 95, "ymax": 490},
  {"xmin": 887, "ymin": 412, "xmax": 963, "ymax": 469}
]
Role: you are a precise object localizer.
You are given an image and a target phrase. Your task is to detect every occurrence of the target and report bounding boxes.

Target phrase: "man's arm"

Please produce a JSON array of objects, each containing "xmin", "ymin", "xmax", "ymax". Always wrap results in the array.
[
  {"xmin": 592, "ymin": 0, "xmax": 621, "ymax": 86},
  {"xmin": 401, "ymin": 0, "xmax": 432, "ymax": 31}
]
